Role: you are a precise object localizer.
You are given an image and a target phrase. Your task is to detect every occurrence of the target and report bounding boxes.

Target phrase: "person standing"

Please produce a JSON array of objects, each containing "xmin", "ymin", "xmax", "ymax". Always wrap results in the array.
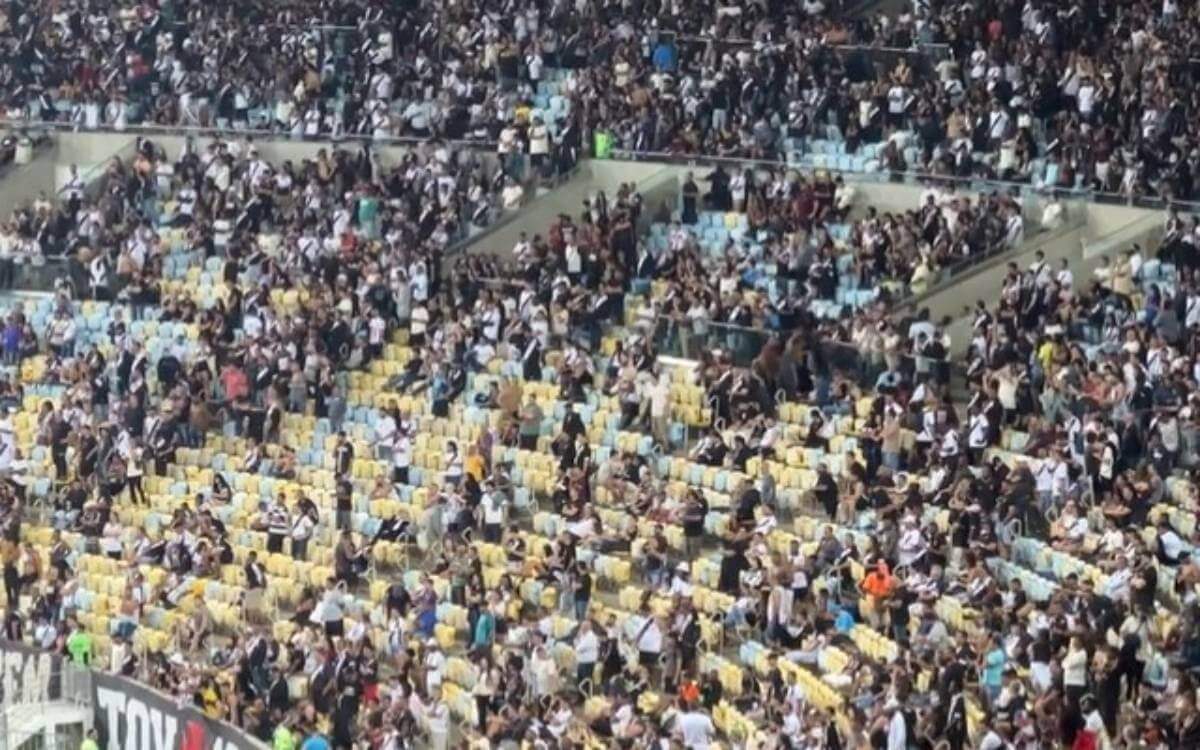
[
  {"xmin": 572, "ymin": 561, "xmax": 592, "ymax": 621},
  {"xmin": 291, "ymin": 504, "xmax": 315, "ymax": 561},
  {"xmin": 124, "ymin": 439, "xmax": 146, "ymax": 504},
  {"xmin": 479, "ymin": 486, "xmax": 505, "ymax": 543},
  {"xmin": 519, "ymin": 397, "xmax": 542, "ymax": 451},
  {"xmin": 674, "ymin": 699, "xmax": 715, "ymax": 749},
  {"xmin": 574, "ymin": 620, "xmax": 599, "ymax": 686},
  {"xmin": 1063, "ymin": 635, "xmax": 1090, "ymax": 711},
  {"xmin": 334, "ymin": 432, "xmax": 354, "ymax": 476},
  {"xmin": 66, "ymin": 619, "xmax": 94, "ymax": 667},
  {"xmin": 391, "ymin": 431, "xmax": 411, "ymax": 487},
  {"xmin": 335, "ymin": 473, "xmax": 353, "ymax": 532},
  {"xmin": 424, "ymin": 696, "xmax": 449, "ymax": 750},
  {"xmin": 2, "ymin": 542, "xmax": 18, "ymax": 609},
  {"xmin": 266, "ymin": 496, "xmax": 290, "ymax": 554},
  {"xmin": 681, "ymin": 173, "xmax": 699, "ymax": 225},
  {"xmin": 243, "ymin": 551, "xmax": 267, "ymax": 624}
]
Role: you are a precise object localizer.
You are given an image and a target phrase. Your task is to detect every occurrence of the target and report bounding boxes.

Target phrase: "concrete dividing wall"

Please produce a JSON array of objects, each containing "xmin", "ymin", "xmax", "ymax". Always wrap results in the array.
[
  {"xmin": 54, "ymin": 137, "xmax": 140, "ymax": 192},
  {"xmin": 937, "ymin": 207, "xmax": 1165, "ymax": 357},
  {"xmin": 457, "ymin": 159, "xmax": 986, "ymax": 259},
  {"xmin": 916, "ymin": 222, "xmax": 1086, "ymax": 326},
  {"xmin": 1083, "ymin": 202, "xmax": 1157, "ymax": 243},
  {"xmin": 47, "ymin": 131, "xmax": 495, "ymax": 172},
  {"xmin": 1082, "ymin": 211, "xmax": 1163, "ymax": 261},
  {"xmin": 53, "ymin": 131, "xmax": 357, "ymax": 165},
  {"xmin": 0, "ymin": 144, "xmax": 60, "ymax": 215},
  {"xmin": 460, "ymin": 160, "xmax": 679, "ymax": 257},
  {"xmin": 459, "ymin": 168, "xmax": 597, "ymax": 254},
  {"xmin": 932, "ymin": 224, "xmax": 1087, "ymax": 356}
]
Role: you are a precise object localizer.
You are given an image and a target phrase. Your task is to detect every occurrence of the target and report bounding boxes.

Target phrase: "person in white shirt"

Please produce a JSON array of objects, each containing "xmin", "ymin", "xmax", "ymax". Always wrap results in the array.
[
  {"xmin": 1157, "ymin": 517, "xmax": 1185, "ymax": 564},
  {"xmin": 529, "ymin": 116, "xmax": 550, "ymax": 171},
  {"xmin": 530, "ymin": 645, "xmax": 559, "ymax": 697},
  {"xmin": 374, "ymin": 411, "xmax": 397, "ymax": 460},
  {"xmin": 668, "ymin": 563, "xmax": 694, "ymax": 598},
  {"xmin": 635, "ymin": 615, "xmax": 664, "ymax": 674},
  {"xmin": 502, "ymin": 178, "xmax": 524, "ymax": 209},
  {"xmin": 290, "ymin": 509, "xmax": 315, "ymax": 561},
  {"xmin": 479, "ymin": 487, "xmax": 505, "ymax": 542},
  {"xmin": 966, "ymin": 407, "xmax": 990, "ymax": 463},
  {"xmin": 1077, "ymin": 76, "xmax": 1096, "ymax": 119},
  {"xmin": 887, "ymin": 700, "xmax": 912, "ymax": 750},
  {"xmin": 391, "ymin": 433, "xmax": 412, "ymax": 487},
  {"xmin": 675, "ymin": 709, "xmax": 715, "ymax": 749},
  {"xmin": 1062, "ymin": 636, "xmax": 1089, "ymax": 705},
  {"xmin": 644, "ymin": 375, "xmax": 670, "ymax": 447},
  {"xmin": 124, "ymin": 440, "xmax": 146, "ymax": 505},
  {"xmin": 410, "ymin": 264, "xmax": 429, "ymax": 303},
  {"xmin": 896, "ymin": 521, "xmax": 927, "ymax": 568},
  {"xmin": 423, "ymin": 640, "xmax": 446, "ymax": 692},
  {"xmin": 367, "ymin": 313, "xmax": 387, "ymax": 362},
  {"xmin": 573, "ymin": 620, "xmax": 599, "ymax": 685},
  {"xmin": 49, "ymin": 313, "xmax": 77, "ymax": 357},
  {"xmin": 424, "ymin": 698, "xmax": 449, "ymax": 750},
  {"xmin": 110, "ymin": 636, "xmax": 130, "ymax": 674},
  {"xmin": 409, "ymin": 303, "xmax": 429, "ymax": 347},
  {"xmin": 564, "ymin": 242, "xmax": 582, "ymax": 282}
]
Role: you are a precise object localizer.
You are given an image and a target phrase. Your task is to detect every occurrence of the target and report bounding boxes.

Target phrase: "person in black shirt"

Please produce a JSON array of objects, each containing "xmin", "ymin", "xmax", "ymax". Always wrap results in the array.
[
  {"xmin": 385, "ymin": 580, "xmax": 411, "ymax": 621},
  {"xmin": 310, "ymin": 655, "xmax": 337, "ymax": 716},
  {"xmin": 681, "ymin": 490, "xmax": 707, "ymax": 557},
  {"xmin": 267, "ymin": 664, "xmax": 291, "ymax": 714},
  {"xmin": 889, "ymin": 583, "xmax": 914, "ymax": 647},
  {"xmin": 675, "ymin": 600, "xmax": 702, "ymax": 679},
  {"xmin": 335, "ymin": 432, "xmax": 354, "ymax": 476},
  {"xmin": 717, "ymin": 540, "xmax": 749, "ymax": 595},
  {"xmin": 240, "ymin": 397, "xmax": 266, "ymax": 444},
  {"xmin": 49, "ymin": 412, "xmax": 70, "ymax": 483},
  {"xmin": 943, "ymin": 689, "xmax": 969, "ymax": 750},
  {"xmin": 681, "ymin": 173, "xmax": 699, "ymax": 225},
  {"xmin": 561, "ymin": 405, "xmax": 585, "ymax": 440},
  {"xmin": 727, "ymin": 435, "xmax": 752, "ymax": 472},
  {"xmin": 372, "ymin": 513, "xmax": 411, "ymax": 545},
  {"xmin": 243, "ymin": 551, "xmax": 267, "ymax": 623},
  {"xmin": 76, "ymin": 426, "xmax": 99, "ymax": 480},
  {"xmin": 572, "ymin": 562, "xmax": 592, "ymax": 621},
  {"xmin": 264, "ymin": 397, "xmax": 283, "ymax": 444},
  {"xmin": 813, "ymin": 464, "xmax": 838, "ymax": 519},
  {"xmin": 331, "ymin": 683, "xmax": 359, "ymax": 749},
  {"xmin": 335, "ymin": 474, "xmax": 353, "ymax": 532},
  {"xmin": 734, "ymin": 488, "xmax": 760, "ymax": 526}
]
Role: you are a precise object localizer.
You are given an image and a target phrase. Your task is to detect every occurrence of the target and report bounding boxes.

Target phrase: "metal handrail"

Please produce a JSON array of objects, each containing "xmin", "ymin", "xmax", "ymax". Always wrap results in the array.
[
  {"xmin": 606, "ymin": 149, "xmax": 1200, "ymax": 213},
  {"xmin": 0, "ymin": 119, "xmax": 499, "ymax": 151},
  {"xmin": 668, "ymin": 33, "xmax": 950, "ymax": 56},
  {"xmin": 610, "ymin": 148, "xmax": 1075, "ymax": 195},
  {"xmin": 0, "ymin": 120, "xmax": 1193, "ymax": 212}
]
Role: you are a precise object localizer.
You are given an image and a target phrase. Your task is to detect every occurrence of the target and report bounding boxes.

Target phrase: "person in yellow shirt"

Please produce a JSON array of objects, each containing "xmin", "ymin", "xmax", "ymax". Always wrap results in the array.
[
  {"xmin": 465, "ymin": 446, "xmax": 486, "ymax": 484},
  {"xmin": 1037, "ymin": 337, "xmax": 1057, "ymax": 373},
  {"xmin": 198, "ymin": 675, "xmax": 223, "ymax": 719}
]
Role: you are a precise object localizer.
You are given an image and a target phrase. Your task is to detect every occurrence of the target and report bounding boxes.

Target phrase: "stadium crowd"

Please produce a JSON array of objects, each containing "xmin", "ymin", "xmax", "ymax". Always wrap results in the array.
[
  {"xmin": 0, "ymin": 125, "xmax": 1195, "ymax": 750},
  {"xmin": 0, "ymin": 2, "xmax": 1199, "ymax": 750},
  {"xmin": 9, "ymin": 0, "xmax": 1200, "ymax": 201}
]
